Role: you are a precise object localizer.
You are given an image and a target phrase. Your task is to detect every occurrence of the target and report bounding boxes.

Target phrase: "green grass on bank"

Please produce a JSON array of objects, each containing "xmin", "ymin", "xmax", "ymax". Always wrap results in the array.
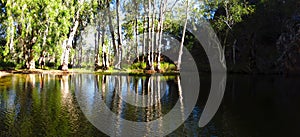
[
  {"xmin": 0, "ymin": 68, "xmax": 179, "ymax": 76},
  {"xmin": 0, "ymin": 60, "xmax": 179, "ymax": 76}
]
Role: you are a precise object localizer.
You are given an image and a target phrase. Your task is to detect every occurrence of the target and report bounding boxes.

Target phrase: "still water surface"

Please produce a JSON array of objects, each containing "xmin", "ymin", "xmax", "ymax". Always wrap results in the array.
[{"xmin": 0, "ymin": 74, "xmax": 299, "ymax": 136}]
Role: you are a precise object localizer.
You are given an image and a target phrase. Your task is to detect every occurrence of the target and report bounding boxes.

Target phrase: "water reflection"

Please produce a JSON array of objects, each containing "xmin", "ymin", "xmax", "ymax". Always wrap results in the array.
[
  {"xmin": 214, "ymin": 75, "xmax": 300, "ymax": 137},
  {"xmin": 1, "ymin": 74, "xmax": 300, "ymax": 136},
  {"xmin": 0, "ymin": 74, "xmax": 104, "ymax": 136},
  {"xmin": 74, "ymin": 74, "xmax": 185, "ymax": 136}
]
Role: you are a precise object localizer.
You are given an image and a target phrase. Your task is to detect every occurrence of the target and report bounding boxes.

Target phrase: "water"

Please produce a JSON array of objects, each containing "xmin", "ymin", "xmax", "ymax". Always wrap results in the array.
[{"xmin": 0, "ymin": 74, "xmax": 299, "ymax": 136}]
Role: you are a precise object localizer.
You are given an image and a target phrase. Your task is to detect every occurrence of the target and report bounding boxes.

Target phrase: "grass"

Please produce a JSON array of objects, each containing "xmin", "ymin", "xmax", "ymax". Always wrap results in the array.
[{"xmin": 0, "ymin": 61, "xmax": 180, "ymax": 76}]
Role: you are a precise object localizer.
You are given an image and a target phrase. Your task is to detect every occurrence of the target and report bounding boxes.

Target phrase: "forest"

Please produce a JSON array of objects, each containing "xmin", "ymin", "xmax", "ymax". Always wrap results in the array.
[
  {"xmin": 0, "ymin": 0, "xmax": 300, "ymax": 74},
  {"xmin": 1, "ymin": 1, "xmax": 300, "ymax": 136}
]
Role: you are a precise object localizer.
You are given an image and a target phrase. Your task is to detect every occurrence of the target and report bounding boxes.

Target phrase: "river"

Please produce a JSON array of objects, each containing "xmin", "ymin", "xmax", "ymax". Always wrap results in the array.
[{"xmin": 0, "ymin": 74, "xmax": 299, "ymax": 136}]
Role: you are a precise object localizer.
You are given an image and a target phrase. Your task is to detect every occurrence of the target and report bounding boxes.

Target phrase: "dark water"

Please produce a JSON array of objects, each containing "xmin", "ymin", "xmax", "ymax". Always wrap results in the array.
[{"xmin": 0, "ymin": 74, "xmax": 299, "ymax": 137}]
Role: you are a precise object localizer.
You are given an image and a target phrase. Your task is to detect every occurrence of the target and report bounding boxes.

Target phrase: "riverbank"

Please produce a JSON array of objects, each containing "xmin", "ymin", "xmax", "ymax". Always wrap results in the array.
[
  {"xmin": 0, "ymin": 71, "xmax": 10, "ymax": 77},
  {"xmin": 0, "ymin": 69, "xmax": 91, "ymax": 76},
  {"xmin": 0, "ymin": 69, "xmax": 180, "ymax": 76}
]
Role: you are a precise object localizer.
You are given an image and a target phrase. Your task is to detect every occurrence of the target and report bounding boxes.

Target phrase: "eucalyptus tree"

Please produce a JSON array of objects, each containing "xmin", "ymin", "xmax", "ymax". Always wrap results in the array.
[
  {"xmin": 142, "ymin": 0, "xmax": 147, "ymax": 61},
  {"xmin": 115, "ymin": 0, "xmax": 123, "ymax": 69},
  {"xmin": 1, "ymin": 0, "xmax": 85, "ymax": 69},
  {"xmin": 150, "ymin": 0, "xmax": 156, "ymax": 71},
  {"xmin": 157, "ymin": 0, "xmax": 167, "ymax": 71},
  {"xmin": 101, "ymin": 25, "xmax": 110, "ymax": 69},
  {"xmin": 2, "ymin": 0, "xmax": 67, "ymax": 69},
  {"xmin": 60, "ymin": 0, "xmax": 85, "ymax": 70},
  {"xmin": 91, "ymin": 0, "xmax": 109, "ymax": 69},
  {"xmin": 59, "ymin": 0, "xmax": 105, "ymax": 70},
  {"xmin": 105, "ymin": 0, "xmax": 118, "ymax": 68},
  {"xmin": 147, "ymin": 0, "xmax": 154, "ymax": 70},
  {"xmin": 177, "ymin": 0, "xmax": 188, "ymax": 71},
  {"xmin": 99, "ymin": 8, "xmax": 110, "ymax": 70},
  {"xmin": 213, "ymin": 0, "xmax": 255, "ymax": 64},
  {"xmin": 123, "ymin": 0, "xmax": 141, "ymax": 63},
  {"xmin": 0, "ymin": 0, "xmax": 12, "ymax": 60},
  {"xmin": 7, "ymin": 3, "xmax": 14, "ymax": 54},
  {"xmin": 133, "ymin": 0, "xmax": 140, "ymax": 62}
]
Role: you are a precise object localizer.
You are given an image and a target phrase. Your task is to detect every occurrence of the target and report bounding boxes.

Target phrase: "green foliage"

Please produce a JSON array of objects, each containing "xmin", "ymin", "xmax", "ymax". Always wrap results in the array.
[
  {"xmin": 159, "ymin": 62, "xmax": 176, "ymax": 72},
  {"xmin": 131, "ymin": 62, "xmax": 147, "ymax": 70},
  {"xmin": 212, "ymin": 0, "xmax": 255, "ymax": 31},
  {"xmin": 0, "ymin": 0, "xmax": 89, "ymax": 69},
  {"xmin": 169, "ymin": 64, "xmax": 176, "ymax": 70},
  {"xmin": 0, "ymin": 60, "xmax": 16, "ymax": 69},
  {"xmin": 1, "ymin": 0, "xmax": 292, "ymax": 74},
  {"xmin": 130, "ymin": 62, "xmax": 176, "ymax": 72}
]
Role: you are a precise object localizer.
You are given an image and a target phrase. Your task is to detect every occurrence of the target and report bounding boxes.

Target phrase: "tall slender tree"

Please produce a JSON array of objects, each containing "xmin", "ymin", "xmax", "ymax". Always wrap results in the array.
[
  {"xmin": 106, "ymin": 0, "xmax": 118, "ymax": 65},
  {"xmin": 116, "ymin": 0, "xmax": 123, "ymax": 69},
  {"xmin": 147, "ymin": 0, "xmax": 153, "ymax": 70},
  {"xmin": 133, "ymin": 0, "xmax": 140, "ymax": 62},
  {"xmin": 157, "ymin": 0, "xmax": 167, "ymax": 71},
  {"xmin": 60, "ymin": 0, "xmax": 85, "ymax": 71},
  {"xmin": 177, "ymin": 0, "xmax": 189, "ymax": 71}
]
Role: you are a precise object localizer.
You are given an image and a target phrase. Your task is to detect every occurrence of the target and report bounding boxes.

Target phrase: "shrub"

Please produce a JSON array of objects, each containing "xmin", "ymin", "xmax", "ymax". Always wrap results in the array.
[
  {"xmin": 169, "ymin": 64, "xmax": 176, "ymax": 70},
  {"xmin": 130, "ymin": 62, "xmax": 147, "ymax": 70},
  {"xmin": 0, "ymin": 61, "xmax": 16, "ymax": 69},
  {"xmin": 160, "ymin": 62, "xmax": 169, "ymax": 71},
  {"xmin": 141, "ymin": 62, "xmax": 147, "ymax": 69}
]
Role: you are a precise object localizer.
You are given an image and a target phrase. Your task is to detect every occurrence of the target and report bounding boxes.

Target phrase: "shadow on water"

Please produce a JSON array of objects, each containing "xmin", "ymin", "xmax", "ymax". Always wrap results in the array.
[
  {"xmin": 0, "ymin": 74, "xmax": 300, "ymax": 136},
  {"xmin": 213, "ymin": 75, "xmax": 300, "ymax": 137}
]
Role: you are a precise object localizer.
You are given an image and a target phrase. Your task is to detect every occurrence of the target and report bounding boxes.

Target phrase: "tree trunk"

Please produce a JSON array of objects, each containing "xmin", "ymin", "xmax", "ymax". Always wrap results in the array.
[
  {"xmin": 177, "ymin": 0, "xmax": 189, "ymax": 71},
  {"xmin": 116, "ymin": 0, "xmax": 123, "ymax": 69},
  {"xmin": 142, "ymin": 0, "xmax": 148, "ymax": 63},
  {"xmin": 95, "ymin": 31, "xmax": 100, "ymax": 68},
  {"xmin": 39, "ymin": 25, "xmax": 48, "ymax": 69},
  {"xmin": 135, "ymin": 12, "xmax": 139, "ymax": 62},
  {"xmin": 106, "ymin": 42, "xmax": 110, "ymax": 68},
  {"xmin": 26, "ymin": 49, "xmax": 35, "ymax": 69},
  {"xmin": 157, "ymin": 0, "xmax": 167, "ymax": 71},
  {"xmin": 79, "ymin": 38, "xmax": 83, "ymax": 67},
  {"xmin": 147, "ymin": 0, "xmax": 152, "ymax": 70},
  {"xmin": 73, "ymin": 47, "xmax": 77, "ymax": 68},
  {"xmin": 9, "ymin": 18, "xmax": 14, "ymax": 53},
  {"xmin": 61, "ymin": 20, "xmax": 79, "ymax": 70},
  {"xmin": 60, "ymin": 0, "xmax": 83, "ymax": 71},
  {"xmin": 233, "ymin": 39, "xmax": 237, "ymax": 64},
  {"xmin": 25, "ymin": 36, "xmax": 37, "ymax": 69},
  {"xmin": 106, "ymin": 0, "xmax": 118, "ymax": 59},
  {"xmin": 101, "ymin": 21, "xmax": 109, "ymax": 69},
  {"xmin": 150, "ymin": 0, "xmax": 155, "ymax": 70}
]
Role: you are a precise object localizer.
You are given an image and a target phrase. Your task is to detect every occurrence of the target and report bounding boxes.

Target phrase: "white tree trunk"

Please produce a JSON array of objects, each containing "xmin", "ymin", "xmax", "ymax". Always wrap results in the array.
[
  {"xmin": 157, "ymin": 0, "xmax": 167, "ymax": 71},
  {"xmin": 147, "ymin": 0, "xmax": 152, "ymax": 70},
  {"xmin": 177, "ymin": 0, "xmax": 189, "ymax": 71},
  {"xmin": 150, "ymin": 0, "xmax": 156, "ymax": 70},
  {"xmin": 9, "ymin": 19, "xmax": 14, "ymax": 52},
  {"xmin": 115, "ymin": 0, "xmax": 123, "ymax": 69},
  {"xmin": 61, "ymin": 0, "xmax": 83, "ymax": 71}
]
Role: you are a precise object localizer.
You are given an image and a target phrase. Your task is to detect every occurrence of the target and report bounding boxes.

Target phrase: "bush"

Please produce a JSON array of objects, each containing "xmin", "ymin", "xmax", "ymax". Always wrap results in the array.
[
  {"xmin": 46, "ymin": 62, "xmax": 56, "ymax": 68},
  {"xmin": 130, "ymin": 62, "xmax": 176, "ymax": 72},
  {"xmin": 169, "ymin": 64, "xmax": 176, "ymax": 70},
  {"xmin": 130, "ymin": 62, "xmax": 147, "ymax": 70},
  {"xmin": 160, "ymin": 62, "xmax": 169, "ymax": 71},
  {"xmin": 0, "ymin": 61, "xmax": 16, "ymax": 69},
  {"xmin": 141, "ymin": 62, "xmax": 147, "ymax": 69}
]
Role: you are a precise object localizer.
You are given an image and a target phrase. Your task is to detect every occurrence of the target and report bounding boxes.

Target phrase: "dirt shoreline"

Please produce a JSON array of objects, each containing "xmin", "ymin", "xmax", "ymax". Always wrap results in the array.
[
  {"xmin": 0, "ymin": 69, "xmax": 180, "ymax": 76},
  {"xmin": 0, "ymin": 71, "xmax": 11, "ymax": 77},
  {"xmin": 0, "ymin": 69, "xmax": 85, "ymax": 76}
]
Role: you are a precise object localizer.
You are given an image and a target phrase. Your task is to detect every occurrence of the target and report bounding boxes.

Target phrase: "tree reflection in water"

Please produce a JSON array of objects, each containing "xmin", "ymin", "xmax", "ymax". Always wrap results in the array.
[
  {"xmin": 1, "ymin": 74, "xmax": 300, "ymax": 136},
  {"xmin": 0, "ymin": 74, "xmax": 105, "ymax": 136},
  {"xmin": 74, "ymin": 74, "xmax": 184, "ymax": 136},
  {"xmin": 0, "ymin": 74, "xmax": 204, "ymax": 136}
]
